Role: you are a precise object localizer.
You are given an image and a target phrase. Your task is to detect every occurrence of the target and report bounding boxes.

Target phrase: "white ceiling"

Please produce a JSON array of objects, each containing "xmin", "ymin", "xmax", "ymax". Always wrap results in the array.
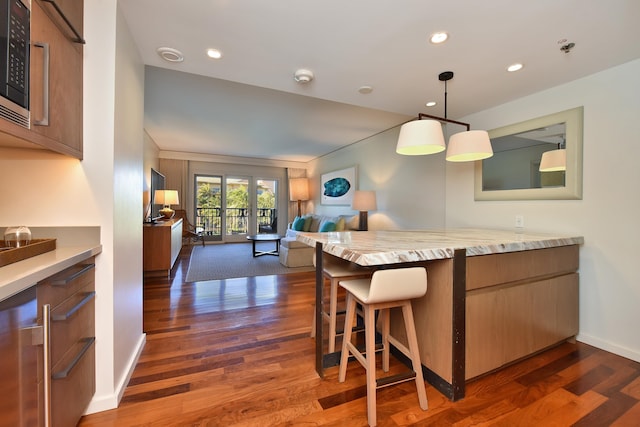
[{"xmin": 119, "ymin": 0, "xmax": 640, "ymax": 163}]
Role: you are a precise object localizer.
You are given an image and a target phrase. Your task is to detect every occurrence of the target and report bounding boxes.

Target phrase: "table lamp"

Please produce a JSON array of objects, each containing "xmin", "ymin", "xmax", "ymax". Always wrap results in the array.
[
  {"xmin": 351, "ymin": 190, "xmax": 377, "ymax": 231},
  {"xmin": 289, "ymin": 178, "xmax": 309, "ymax": 217},
  {"xmin": 155, "ymin": 189, "xmax": 179, "ymax": 219}
]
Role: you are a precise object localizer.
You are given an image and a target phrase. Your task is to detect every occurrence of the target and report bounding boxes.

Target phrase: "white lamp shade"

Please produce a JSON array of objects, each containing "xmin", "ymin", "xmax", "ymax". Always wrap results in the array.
[
  {"xmin": 289, "ymin": 178, "xmax": 309, "ymax": 201},
  {"xmin": 396, "ymin": 119, "xmax": 446, "ymax": 155},
  {"xmin": 154, "ymin": 189, "xmax": 179, "ymax": 206},
  {"xmin": 351, "ymin": 190, "xmax": 377, "ymax": 211},
  {"xmin": 539, "ymin": 149, "xmax": 566, "ymax": 172},
  {"xmin": 445, "ymin": 130, "xmax": 493, "ymax": 162}
]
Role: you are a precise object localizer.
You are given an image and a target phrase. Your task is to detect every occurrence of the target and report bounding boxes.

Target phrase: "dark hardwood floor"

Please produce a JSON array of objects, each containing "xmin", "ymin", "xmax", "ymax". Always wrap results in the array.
[{"xmin": 79, "ymin": 246, "xmax": 640, "ymax": 426}]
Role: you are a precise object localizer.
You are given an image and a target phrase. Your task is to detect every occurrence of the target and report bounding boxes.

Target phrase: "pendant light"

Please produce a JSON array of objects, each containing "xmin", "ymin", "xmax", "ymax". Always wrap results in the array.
[
  {"xmin": 539, "ymin": 142, "xmax": 567, "ymax": 172},
  {"xmin": 396, "ymin": 71, "xmax": 493, "ymax": 162}
]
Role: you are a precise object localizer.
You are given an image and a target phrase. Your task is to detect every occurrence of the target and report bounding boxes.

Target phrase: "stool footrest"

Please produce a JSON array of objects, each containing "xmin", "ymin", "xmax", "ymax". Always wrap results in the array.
[
  {"xmin": 376, "ymin": 371, "xmax": 417, "ymax": 389},
  {"xmin": 336, "ymin": 325, "xmax": 365, "ymax": 336}
]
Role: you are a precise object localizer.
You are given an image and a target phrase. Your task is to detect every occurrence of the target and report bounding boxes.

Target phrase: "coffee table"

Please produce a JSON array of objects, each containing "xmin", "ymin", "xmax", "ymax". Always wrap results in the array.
[{"xmin": 246, "ymin": 234, "xmax": 284, "ymax": 257}]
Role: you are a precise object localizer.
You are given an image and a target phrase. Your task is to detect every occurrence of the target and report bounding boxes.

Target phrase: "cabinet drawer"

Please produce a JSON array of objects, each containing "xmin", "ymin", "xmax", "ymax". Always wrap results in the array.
[
  {"xmin": 51, "ymin": 337, "xmax": 95, "ymax": 427},
  {"xmin": 50, "ymin": 282, "xmax": 95, "ymax": 367},
  {"xmin": 466, "ymin": 245, "xmax": 579, "ymax": 291},
  {"xmin": 38, "ymin": 261, "xmax": 94, "ymax": 309}
]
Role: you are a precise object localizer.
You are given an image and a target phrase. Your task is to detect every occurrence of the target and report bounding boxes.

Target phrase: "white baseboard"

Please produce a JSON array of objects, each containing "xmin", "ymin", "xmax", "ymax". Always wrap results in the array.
[
  {"xmin": 84, "ymin": 333, "xmax": 147, "ymax": 415},
  {"xmin": 577, "ymin": 333, "xmax": 640, "ymax": 363}
]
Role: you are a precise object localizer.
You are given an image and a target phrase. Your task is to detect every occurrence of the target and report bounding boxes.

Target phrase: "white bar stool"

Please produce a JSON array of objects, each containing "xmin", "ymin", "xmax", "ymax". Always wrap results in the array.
[
  {"xmin": 338, "ymin": 267, "xmax": 428, "ymax": 426},
  {"xmin": 310, "ymin": 255, "xmax": 372, "ymax": 352}
]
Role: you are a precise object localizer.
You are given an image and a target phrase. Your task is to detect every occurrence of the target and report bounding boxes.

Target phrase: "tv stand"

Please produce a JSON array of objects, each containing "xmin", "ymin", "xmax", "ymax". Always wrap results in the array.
[{"xmin": 143, "ymin": 218, "xmax": 183, "ymax": 277}]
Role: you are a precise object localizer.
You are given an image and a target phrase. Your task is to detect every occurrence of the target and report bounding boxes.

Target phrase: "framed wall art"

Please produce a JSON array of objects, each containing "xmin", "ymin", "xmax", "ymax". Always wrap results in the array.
[{"xmin": 321, "ymin": 166, "xmax": 357, "ymax": 205}]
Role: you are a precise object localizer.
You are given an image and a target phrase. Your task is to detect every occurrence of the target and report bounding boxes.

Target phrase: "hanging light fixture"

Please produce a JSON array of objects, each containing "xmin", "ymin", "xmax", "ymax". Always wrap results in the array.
[
  {"xmin": 396, "ymin": 71, "xmax": 493, "ymax": 162},
  {"xmin": 539, "ymin": 141, "xmax": 567, "ymax": 172}
]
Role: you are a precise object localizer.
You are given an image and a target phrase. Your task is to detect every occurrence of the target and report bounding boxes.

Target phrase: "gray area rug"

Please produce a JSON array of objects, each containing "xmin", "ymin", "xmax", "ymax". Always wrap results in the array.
[{"xmin": 186, "ymin": 242, "xmax": 314, "ymax": 282}]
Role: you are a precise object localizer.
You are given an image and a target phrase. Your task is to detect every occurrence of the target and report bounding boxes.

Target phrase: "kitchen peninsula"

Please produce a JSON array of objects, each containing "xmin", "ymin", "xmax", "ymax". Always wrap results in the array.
[{"xmin": 297, "ymin": 228, "xmax": 584, "ymax": 401}]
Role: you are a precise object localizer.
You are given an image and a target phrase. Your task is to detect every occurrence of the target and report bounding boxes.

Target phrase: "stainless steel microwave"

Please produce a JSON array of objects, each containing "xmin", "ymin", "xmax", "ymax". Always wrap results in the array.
[{"xmin": 0, "ymin": 0, "xmax": 30, "ymax": 128}]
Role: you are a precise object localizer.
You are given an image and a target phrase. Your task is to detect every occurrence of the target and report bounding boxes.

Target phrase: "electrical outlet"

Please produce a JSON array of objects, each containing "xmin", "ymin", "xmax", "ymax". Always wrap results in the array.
[{"xmin": 515, "ymin": 215, "xmax": 524, "ymax": 228}]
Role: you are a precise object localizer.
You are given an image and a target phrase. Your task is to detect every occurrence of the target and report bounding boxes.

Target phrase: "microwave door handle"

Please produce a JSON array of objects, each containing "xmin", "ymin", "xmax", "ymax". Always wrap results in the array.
[{"xmin": 32, "ymin": 42, "xmax": 50, "ymax": 127}]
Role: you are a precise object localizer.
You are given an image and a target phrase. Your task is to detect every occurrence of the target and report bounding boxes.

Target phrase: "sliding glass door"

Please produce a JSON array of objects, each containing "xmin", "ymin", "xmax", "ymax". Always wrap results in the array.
[
  {"xmin": 195, "ymin": 174, "xmax": 279, "ymax": 243},
  {"xmin": 256, "ymin": 179, "xmax": 278, "ymax": 234},
  {"xmin": 195, "ymin": 175, "xmax": 223, "ymax": 241},
  {"xmin": 225, "ymin": 176, "xmax": 249, "ymax": 241}
]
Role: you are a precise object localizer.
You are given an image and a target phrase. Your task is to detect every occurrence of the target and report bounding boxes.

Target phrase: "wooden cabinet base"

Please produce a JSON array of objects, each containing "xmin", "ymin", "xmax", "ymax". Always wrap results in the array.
[
  {"xmin": 143, "ymin": 219, "xmax": 183, "ymax": 277},
  {"xmin": 465, "ymin": 246, "xmax": 579, "ymax": 379}
]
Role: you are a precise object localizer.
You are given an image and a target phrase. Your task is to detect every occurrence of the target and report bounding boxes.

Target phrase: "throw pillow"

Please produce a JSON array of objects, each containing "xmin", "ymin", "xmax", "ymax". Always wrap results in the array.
[
  {"xmin": 292, "ymin": 216, "xmax": 305, "ymax": 231},
  {"xmin": 319, "ymin": 221, "xmax": 336, "ymax": 232},
  {"xmin": 335, "ymin": 217, "xmax": 346, "ymax": 231},
  {"xmin": 303, "ymin": 214, "xmax": 313, "ymax": 231},
  {"xmin": 308, "ymin": 216, "xmax": 321, "ymax": 232}
]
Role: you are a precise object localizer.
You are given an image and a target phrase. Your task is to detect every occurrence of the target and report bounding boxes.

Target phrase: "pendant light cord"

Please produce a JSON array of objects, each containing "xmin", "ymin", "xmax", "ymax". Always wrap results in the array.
[{"xmin": 444, "ymin": 79, "xmax": 448, "ymax": 119}]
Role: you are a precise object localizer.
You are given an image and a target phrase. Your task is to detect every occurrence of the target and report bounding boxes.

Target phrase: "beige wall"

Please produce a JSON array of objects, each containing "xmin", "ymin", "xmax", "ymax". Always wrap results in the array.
[
  {"xmin": 307, "ymin": 125, "xmax": 447, "ymax": 230},
  {"xmin": 110, "ymin": 1, "xmax": 146, "ymax": 410}
]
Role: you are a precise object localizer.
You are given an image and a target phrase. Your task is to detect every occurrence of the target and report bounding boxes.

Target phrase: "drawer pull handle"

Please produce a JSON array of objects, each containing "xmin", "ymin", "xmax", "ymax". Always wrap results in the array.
[
  {"xmin": 40, "ymin": 0, "xmax": 85, "ymax": 44},
  {"xmin": 51, "ymin": 291, "xmax": 95, "ymax": 321},
  {"xmin": 52, "ymin": 263, "xmax": 95, "ymax": 286},
  {"xmin": 52, "ymin": 337, "xmax": 95, "ymax": 380},
  {"xmin": 43, "ymin": 304, "xmax": 52, "ymax": 427}
]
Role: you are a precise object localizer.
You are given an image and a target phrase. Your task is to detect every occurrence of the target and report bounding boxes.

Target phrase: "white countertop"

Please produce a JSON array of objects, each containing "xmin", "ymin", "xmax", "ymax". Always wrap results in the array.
[
  {"xmin": 296, "ymin": 228, "xmax": 584, "ymax": 266},
  {"xmin": 0, "ymin": 227, "xmax": 101, "ymax": 301}
]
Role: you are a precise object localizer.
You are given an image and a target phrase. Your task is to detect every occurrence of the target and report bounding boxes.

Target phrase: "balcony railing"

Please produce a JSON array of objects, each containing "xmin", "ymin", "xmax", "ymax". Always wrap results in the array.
[{"xmin": 195, "ymin": 207, "xmax": 276, "ymax": 236}]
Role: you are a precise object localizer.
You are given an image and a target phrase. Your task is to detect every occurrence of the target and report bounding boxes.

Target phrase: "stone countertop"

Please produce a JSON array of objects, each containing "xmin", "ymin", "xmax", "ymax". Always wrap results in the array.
[
  {"xmin": 296, "ymin": 228, "xmax": 584, "ymax": 266},
  {"xmin": 0, "ymin": 226, "xmax": 101, "ymax": 302}
]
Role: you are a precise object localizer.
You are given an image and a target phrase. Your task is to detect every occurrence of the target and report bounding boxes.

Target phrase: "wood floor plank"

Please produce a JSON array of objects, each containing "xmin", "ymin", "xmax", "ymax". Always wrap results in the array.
[
  {"xmin": 610, "ymin": 401, "xmax": 640, "ymax": 426},
  {"xmin": 79, "ymin": 246, "xmax": 640, "ymax": 427},
  {"xmin": 621, "ymin": 375, "xmax": 640, "ymax": 400}
]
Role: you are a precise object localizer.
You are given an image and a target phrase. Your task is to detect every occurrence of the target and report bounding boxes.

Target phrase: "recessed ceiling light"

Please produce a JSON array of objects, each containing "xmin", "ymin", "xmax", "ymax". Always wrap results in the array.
[
  {"xmin": 358, "ymin": 85, "xmax": 373, "ymax": 94},
  {"xmin": 429, "ymin": 32, "xmax": 448, "ymax": 44},
  {"xmin": 156, "ymin": 47, "xmax": 184, "ymax": 63},
  {"xmin": 507, "ymin": 63, "xmax": 524, "ymax": 72},
  {"xmin": 207, "ymin": 48, "xmax": 222, "ymax": 59},
  {"xmin": 426, "ymin": 101, "xmax": 437, "ymax": 107}
]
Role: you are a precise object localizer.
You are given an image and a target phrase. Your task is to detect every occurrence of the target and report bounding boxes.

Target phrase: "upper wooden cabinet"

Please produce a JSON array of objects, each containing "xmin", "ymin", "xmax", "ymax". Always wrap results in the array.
[{"xmin": 0, "ymin": 0, "xmax": 84, "ymax": 158}]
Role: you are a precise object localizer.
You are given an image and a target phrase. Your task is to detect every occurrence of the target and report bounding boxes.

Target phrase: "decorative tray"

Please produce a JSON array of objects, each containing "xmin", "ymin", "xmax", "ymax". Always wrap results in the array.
[{"xmin": 0, "ymin": 239, "xmax": 57, "ymax": 268}]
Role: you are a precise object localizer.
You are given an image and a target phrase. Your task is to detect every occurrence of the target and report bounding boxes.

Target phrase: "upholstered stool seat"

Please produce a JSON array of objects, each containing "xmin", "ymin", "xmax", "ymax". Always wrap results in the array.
[
  {"xmin": 339, "ymin": 267, "xmax": 429, "ymax": 426},
  {"xmin": 311, "ymin": 255, "xmax": 372, "ymax": 352}
]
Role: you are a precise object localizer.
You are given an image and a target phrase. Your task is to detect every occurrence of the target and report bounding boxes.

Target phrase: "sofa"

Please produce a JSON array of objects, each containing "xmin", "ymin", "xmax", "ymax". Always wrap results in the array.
[{"xmin": 279, "ymin": 213, "xmax": 355, "ymax": 267}]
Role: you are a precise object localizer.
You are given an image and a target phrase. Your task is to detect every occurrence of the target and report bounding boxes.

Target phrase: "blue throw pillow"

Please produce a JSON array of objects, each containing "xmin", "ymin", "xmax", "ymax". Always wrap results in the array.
[
  {"xmin": 319, "ymin": 221, "xmax": 336, "ymax": 232},
  {"xmin": 292, "ymin": 216, "xmax": 306, "ymax": 231}
]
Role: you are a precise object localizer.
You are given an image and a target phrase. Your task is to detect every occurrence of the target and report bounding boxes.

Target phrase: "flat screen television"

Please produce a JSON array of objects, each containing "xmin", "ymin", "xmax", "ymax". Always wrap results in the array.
[{"xmin": 150, "ymin": 168, "xmax": 165, "ymax": 222}]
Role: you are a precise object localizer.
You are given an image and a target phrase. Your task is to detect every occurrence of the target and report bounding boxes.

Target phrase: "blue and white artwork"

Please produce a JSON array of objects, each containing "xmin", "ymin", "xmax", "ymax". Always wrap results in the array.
[
  {"xmin": 321, "ymin": 166, "xmax": 357, "ymax": 205},
  {"xmin": 324, "ymin": 177, "xmax": 351, "ymax": 198}
]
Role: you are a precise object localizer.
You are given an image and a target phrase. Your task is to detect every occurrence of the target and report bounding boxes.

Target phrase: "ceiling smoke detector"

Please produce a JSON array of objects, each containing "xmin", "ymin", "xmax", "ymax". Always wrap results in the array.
[
  {"xmin": 157, "ymin": 47, "xmax": 184, "ymax": 62},
  {"xmin": 560, "ymin": 42, "xmax": 576, "ymax": 54},
  {"xmin": 294, "ymin": 69, "xmax": 314, "ymax": 84}
]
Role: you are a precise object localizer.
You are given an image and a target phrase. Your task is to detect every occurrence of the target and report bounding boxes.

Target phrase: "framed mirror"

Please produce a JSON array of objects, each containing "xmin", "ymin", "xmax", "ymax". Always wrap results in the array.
[{"xmin": 474, "ymin": 106, "xmax": 583, "ymax": 200}]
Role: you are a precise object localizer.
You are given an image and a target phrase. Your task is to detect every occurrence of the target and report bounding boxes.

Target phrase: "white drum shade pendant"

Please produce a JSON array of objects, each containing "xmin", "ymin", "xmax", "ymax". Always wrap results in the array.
[
  {"xmin": 396, "ymin": 120, "xmax": 446, "ymax": 155},
  {"xmin": 539, "ymin": 148, "xmax": 567, "ymax": 172},
  {"xmin": 446, "ymin": 130, "xmax": 493, "ymax": 162},
  {"xmin": 396, "ymin": 71, "xmax": 493, "ymax": 162}
]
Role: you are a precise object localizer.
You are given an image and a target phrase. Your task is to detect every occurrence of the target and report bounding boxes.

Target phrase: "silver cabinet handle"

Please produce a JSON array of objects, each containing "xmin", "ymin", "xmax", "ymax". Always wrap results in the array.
[
  {"xmin": 51, "ymin": 291, "xmax": 95, "ymax": 321},
  {"xmin": 51, "ymin": 263, "xmax": 95, "ymax": 286},
  {"xmin": 32, "ymin": 42, "xmax": 50, "ymax": 127},
  {"xmin": 43, "ymin": 303, "xmax": 52, "ymax": 427},
  {"xmin": 52, "ymin": 337, "xmax": 95, "ymax": 380},
  {"xmin": 40, "ymin": 0, "xmax": 85, "ymax": 44}
]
